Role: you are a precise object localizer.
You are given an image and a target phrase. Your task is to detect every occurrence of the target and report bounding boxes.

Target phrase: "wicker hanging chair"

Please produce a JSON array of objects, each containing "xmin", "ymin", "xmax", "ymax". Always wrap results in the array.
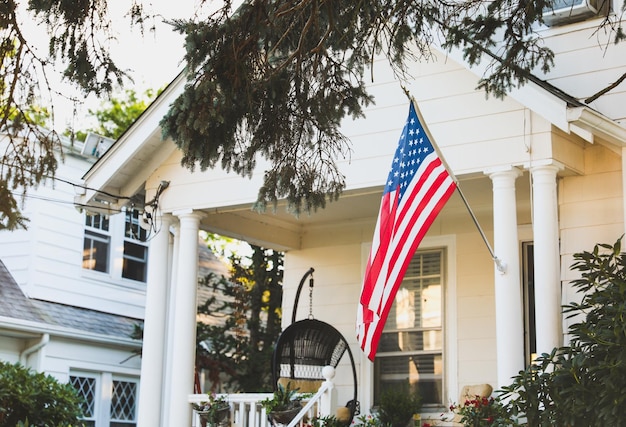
[{"xmin": 271, "ymin": 268, "xmax": 359, "ymax": 424}]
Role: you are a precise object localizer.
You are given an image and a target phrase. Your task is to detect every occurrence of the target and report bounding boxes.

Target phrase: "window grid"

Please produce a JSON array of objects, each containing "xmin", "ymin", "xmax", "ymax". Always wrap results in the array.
[
  {"xmin": 110, "ymin": 380, "xmax": 137, "ymax": 423},
  {"xmin": 70, "ymin": 375, "xmax": 96, "ymax": 421}
]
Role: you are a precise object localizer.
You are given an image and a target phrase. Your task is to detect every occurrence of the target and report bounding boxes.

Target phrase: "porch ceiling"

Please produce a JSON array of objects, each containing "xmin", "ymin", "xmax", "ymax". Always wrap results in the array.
[
  {"xmin": 193, "ymin": 174, "xmax": 502, "ymax": 251},
  {"xmin": 195, "ymin": 188, "xmax": 385, "ymax": 251}
]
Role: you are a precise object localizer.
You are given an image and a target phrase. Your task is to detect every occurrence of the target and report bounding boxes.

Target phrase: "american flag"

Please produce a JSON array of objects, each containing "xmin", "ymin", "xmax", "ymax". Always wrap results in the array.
[{"xmin": 356, "ymin": 101, "xmax": 457, "ymax": 361}]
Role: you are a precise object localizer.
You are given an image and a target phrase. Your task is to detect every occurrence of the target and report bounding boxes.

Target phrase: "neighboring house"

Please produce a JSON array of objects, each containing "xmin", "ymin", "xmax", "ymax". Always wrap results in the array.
[
  {"xmin": 75, "ymin": 6, "xmax": 626, "ymax": 427},
  {"xmin": 0, "ymin": 131, "xmax": 230, "ymax": 426},
  {"xmin": 0, "ymin": 132, "xmax": 146, "ymax": 426}
]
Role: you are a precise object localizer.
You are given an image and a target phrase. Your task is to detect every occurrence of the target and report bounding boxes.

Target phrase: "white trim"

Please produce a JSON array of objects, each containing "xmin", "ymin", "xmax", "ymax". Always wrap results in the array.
[{"xmin": 69, "ymin": 360, "xmax": 141, "ymax": 376}]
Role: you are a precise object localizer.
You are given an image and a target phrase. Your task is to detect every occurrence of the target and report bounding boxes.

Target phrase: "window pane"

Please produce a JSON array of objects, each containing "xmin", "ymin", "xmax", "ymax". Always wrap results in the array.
[
  {"xmin": 421, "ymin": 279, "xmax": 442, "ymax": 328},
  {"xmin": 378, "ymin": 330, "xmax": 443, "ymax": 353},
  {"xmin": 125, "ymin": 209, "xmax": 147, "ymax": 241},
  {"xmin": 86, "ymin": 213, "xmax": 109, "ymax": 231},
  {"xmin": 110, "ymin": 380, "xmax": 137, "ymax": 422},
  {"xmin": 70, "ymin": 375, "xmax": 96, "ymax": 425},
  {"xmin": 375, "ymin": 354, "xmax": 443, "ymax": 405},
  {"xmin": 83, "ymin": 231, "xmax": 109, "ymax": 272},
  {"xmin": 122, "ymin": 242, "xmax": 147, "ymax": 282}
]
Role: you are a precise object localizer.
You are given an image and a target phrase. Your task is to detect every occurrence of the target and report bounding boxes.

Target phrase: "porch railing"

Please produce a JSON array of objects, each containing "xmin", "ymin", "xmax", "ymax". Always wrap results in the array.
[{"xmin": 189, "ymin": 366, "xmax": 337, "ymax": 427}]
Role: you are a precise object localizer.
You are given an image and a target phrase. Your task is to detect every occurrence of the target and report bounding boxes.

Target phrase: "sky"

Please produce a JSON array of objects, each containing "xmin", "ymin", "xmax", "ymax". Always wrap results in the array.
[{"xmin": 17, "ymin": 0, "xmax": 206, "ymax": 132}]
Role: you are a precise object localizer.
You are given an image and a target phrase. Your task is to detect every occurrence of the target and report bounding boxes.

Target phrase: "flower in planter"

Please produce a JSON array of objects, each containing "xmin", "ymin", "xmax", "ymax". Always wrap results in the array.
[
  {"xmin": 193, "ymin": 393, "xmax": 230, "ymax": 427},
  {"xmin": 354, "ymin": 413, "xmax": 382, "ymax": 427},
  {"xmin": 450, "ymin": 395, "xmax": 513, "ymax": 427}
]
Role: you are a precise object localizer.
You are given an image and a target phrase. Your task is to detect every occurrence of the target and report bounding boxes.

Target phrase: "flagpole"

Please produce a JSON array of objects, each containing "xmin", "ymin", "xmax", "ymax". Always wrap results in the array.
[{"xmin": 402, "ymin": 86, "xmax": 506, "ymax": 273}]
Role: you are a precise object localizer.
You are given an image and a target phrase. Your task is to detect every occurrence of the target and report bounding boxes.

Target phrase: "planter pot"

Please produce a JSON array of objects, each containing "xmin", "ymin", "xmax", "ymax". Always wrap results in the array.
[
  {"xmin": 198, "ymin": 405, "xmax": 230, "ymax": 427},
  {"xmin": 268, "ymin": 406, "xmax": 301, "ymax": 426}
]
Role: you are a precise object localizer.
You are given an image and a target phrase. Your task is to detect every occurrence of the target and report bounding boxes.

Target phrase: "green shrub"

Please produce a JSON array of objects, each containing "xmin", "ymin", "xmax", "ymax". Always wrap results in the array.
[
  {"xmin": 378, "ymin": 388, "xmax": 421, "ymax": 427},
  {"xmin": 500, "ymin": 238, "xmax": 626, "ymax": 426},
  {"xmin": 0, "ymin": 361, "xmax": 84, "ymax": 426}
]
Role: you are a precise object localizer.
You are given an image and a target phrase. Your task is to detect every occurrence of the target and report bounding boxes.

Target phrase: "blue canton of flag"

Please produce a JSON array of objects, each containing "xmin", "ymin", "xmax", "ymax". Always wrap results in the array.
[{"xmin": 385, "ymin": 108, "xmax": 434, "ymax": 198}]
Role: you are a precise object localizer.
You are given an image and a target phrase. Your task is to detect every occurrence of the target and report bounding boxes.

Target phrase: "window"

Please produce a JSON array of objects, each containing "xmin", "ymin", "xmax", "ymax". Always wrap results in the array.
[
  {"xmin": 70, "ymin": 375, "xmax": 97, "ymax": 427},
  {"xmin": 110, "ymin": 379, "xmax": 138, "ymax": 427},
  {"xmin": 374, "ymin": 249, "xmax": 445, "ymax": 406},
  {"xmin": 83, "ymin": 214, "xmax": 110, "ymax": 273},
  {"xmin": 82, "ymin": 208, "xmax": 148, "ymax": 283},
  {"xmin": 70, "ymin": 372, "xmax": 138, "ymax": 427},
  {"xmin": 122, "ymin": 209, "xmax": 148, "ymax": 282}
]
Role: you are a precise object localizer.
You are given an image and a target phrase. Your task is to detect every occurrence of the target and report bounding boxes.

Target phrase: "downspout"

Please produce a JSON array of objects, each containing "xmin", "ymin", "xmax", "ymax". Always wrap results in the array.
[{"xmin": 20, "ymin": 333, "xmax": 50, "ymax": 370}]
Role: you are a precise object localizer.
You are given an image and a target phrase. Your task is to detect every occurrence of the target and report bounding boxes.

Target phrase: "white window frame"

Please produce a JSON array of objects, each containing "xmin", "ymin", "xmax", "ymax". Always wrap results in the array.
[
  {"xmin": 70, "ymin": 371, "xmax": 139, "ymax": 427},
  {"xmin": 359, "ymin": 235, "xmax": 457, "ymax": 414},
  {"xmin": 122, "ymin": 208, "xmax": 149, "ymax": 282},
  {"xmin": 82, "ymin": 208, "xmax": 149, "ymax": 285}
]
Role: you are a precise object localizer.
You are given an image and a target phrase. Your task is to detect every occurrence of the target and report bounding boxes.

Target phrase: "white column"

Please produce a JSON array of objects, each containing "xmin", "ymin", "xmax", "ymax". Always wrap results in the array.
[
  {"xmin": 166, "ymin": 210, "xmax": 202, "ymax": 427},
  {"xmin": 137, "ymin": 214, "xmax": 172, "ymax": 427},
  {"xmin": 531, "ymin": 163, "xmax": 562, "ymax": 356},
  {"xmin": 489, "ymin": 168, "xmax": 525, "ymax": 388},
  {"xmin": 162, "ymin": 222, "xmax": 179, "ymax": 425}
]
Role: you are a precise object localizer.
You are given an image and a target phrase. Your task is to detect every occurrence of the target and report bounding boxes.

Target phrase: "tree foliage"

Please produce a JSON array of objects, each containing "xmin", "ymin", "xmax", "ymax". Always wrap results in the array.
[
  {"xmin": 0, "ymin": 361, "xmax": 85, "ymax": 426},
  {"xmin": 196, "ymin": 244, "xmax": 283, "ymax": 392},
  {"xmin": 161, "ymin": 0, "xmax": 625, "ymax": 215},
  {"xmin": 1, "ymin": 0, "xmax": 149, "ymax": 230},
  {"xmin": 500, "ymin": 238, "xmax": 626, "ymax": 426},
  {"xmin": 73, "ymin": 88, "xmax": 157, "ymax": 141},
  {"xmin": 2, "ymin": 0, "xmax": 625, "ymax": 227}
]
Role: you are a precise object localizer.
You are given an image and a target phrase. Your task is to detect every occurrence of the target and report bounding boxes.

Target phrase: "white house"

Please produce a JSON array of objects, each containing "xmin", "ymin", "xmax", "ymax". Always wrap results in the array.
[
  {"xmin": 0, "ymin": 130, "xmax": 232, "ymax": 425},
  {"xmin": 75, "ymin": 4, "xmax": 626, "ymax": 427},
  {"xmin": 0, "ymin": 133, "xmax": 148, "ymax": 425}
]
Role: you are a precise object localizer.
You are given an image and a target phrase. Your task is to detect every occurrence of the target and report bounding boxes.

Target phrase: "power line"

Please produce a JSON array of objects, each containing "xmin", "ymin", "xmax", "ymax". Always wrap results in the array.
[{"xmin": 0, "ymin": 160, "xmax": 132, "ymax": 201}]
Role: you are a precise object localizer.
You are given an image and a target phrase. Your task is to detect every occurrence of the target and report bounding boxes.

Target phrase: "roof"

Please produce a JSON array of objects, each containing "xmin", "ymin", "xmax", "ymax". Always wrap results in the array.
[{"xmin": 0, "ymin": 259, "xmax": 142, "ymax": 342}]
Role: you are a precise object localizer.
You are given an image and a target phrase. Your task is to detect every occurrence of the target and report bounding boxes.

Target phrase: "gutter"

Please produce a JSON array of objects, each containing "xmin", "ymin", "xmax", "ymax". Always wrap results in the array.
[
  {"xmin": 19, "ymin": 333, "xmax": 49, "ymax": 369},
  {"xmin": 0, "ymin": 316, "xmax": 142, "ymax": 349},
  {"xmin": 567, "ymin": 106, "xmax": 626, "ymax": 148}
]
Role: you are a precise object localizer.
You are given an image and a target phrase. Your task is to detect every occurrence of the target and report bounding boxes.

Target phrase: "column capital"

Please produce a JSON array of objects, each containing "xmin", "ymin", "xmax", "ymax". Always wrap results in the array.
[
  {"xmin": 172, "ymin": 209, "xmax": 205, "ymax": 230},
  {"xmin": 485, "ymin": 165, "xmax": 523, "ymax": 179},
  {"xmin": 525, "ymin": 159, "xmax": 565, "ymax": 173},
  {"xmin": 172, "ymin": 208, "xmax": 205, "ymax": 220}
]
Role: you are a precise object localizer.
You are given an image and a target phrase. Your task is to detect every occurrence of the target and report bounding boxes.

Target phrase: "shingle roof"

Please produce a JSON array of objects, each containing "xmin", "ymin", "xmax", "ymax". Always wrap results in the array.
[{"xmin": 0, "ymin": 259, "xmax": 141, "ymax": 340}]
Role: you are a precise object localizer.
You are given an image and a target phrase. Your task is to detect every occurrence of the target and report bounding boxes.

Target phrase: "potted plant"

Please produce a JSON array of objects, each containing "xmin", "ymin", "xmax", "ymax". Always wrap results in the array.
[
  {"xmin": 378, "ymin": 389, "xmax": 422, "ymax": 427},
  {"xmin": 193, "ymin": 393, "xmax": 230, "ymax": 427},
  {"xmin": 261, "ymin": 382, "xmax": 303, "ymax": 425}
]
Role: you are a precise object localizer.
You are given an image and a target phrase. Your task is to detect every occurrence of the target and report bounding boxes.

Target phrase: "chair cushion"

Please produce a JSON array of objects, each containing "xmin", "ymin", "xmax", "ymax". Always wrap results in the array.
[{"xmin": 277, "ymin": 377, "xmax": 323, "ymax": 393}]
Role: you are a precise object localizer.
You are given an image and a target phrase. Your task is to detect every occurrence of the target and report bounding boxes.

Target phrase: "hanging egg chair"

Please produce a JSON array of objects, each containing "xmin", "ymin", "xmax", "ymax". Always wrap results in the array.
[{"xmin": 271, "ymin": 268, "xmax": 359, "ymax": 424}]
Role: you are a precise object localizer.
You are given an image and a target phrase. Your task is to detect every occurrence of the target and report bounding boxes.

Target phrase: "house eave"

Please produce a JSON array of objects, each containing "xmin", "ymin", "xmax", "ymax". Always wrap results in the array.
[
  {"xmin": 0, "ymin": 316, "xmax": 142, "ymax": 349},
  {"xmin": 76, "ymin": 72, "xmax": 186, "ymax": 213},
  {"xmin": 567, "ymin": 106, "xmax": 626, "ymax": 148}
]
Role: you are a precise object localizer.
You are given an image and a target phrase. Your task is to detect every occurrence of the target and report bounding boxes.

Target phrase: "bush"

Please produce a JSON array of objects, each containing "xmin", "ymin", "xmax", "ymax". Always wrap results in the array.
[
  {"xmin": 378, "ymin": 388, "xmax": 421, "ymax": 427},
  {"xmin": 500, "ymin": 238, "xmax": 626, "ymax": 426},
  {"xmin": 0, "ymin": 361, "xmax": 84, "ymax": 426}
]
